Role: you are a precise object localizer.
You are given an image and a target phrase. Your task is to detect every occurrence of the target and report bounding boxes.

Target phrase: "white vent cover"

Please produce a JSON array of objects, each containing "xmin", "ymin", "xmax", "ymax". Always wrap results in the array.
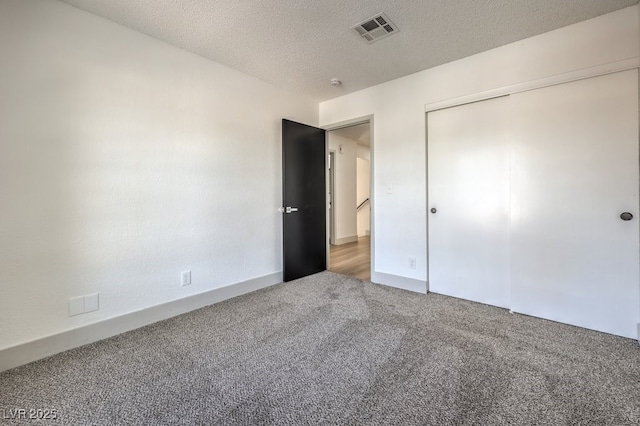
[{"xmin": 352, "ymin": 13, "xmax": 398, "ymax": 43}]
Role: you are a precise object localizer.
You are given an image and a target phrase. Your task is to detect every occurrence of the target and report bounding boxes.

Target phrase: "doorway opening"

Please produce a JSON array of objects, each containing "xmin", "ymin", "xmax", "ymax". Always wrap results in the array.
[{"xmin": 327, "ymin": 122, "xmax": 372, "ymax": 281}]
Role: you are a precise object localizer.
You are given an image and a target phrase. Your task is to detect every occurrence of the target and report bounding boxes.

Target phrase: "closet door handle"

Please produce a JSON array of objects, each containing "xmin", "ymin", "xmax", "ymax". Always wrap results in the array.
[
  {"xmin": 620, "ymin": 212, "xmax": 633, "ymax": 221},
  {"xmin": 430, "ymin": 208, "xmax": 437, "ymax": 214}
]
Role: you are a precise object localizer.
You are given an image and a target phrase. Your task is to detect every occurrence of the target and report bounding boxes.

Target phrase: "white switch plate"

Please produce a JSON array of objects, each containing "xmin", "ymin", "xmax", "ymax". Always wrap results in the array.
[
  {"xmin": 68, "ymin": 296, "xmax": 84, "ymax": 317},
  {"xmin": 181, "ymin": 270, "xmax": 192, "ymax": 286},
  {"xmin": 85, "ymin": 293, "xmax": 99, "ymax": 312}
]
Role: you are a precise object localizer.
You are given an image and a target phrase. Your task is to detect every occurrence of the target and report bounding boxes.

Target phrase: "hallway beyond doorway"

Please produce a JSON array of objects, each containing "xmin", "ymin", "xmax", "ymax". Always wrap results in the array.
[{"xmin": 329, "ymin": 236, "xmax": 370, "ymax": 281}]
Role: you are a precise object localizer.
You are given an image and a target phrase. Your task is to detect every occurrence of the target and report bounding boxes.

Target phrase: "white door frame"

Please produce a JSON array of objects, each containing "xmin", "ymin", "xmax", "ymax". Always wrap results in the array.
[
  {"xmin": 328, "ymin": 150, "xmax": 336, "ymax": 245},
  {"xmin": 323, "ymin": 115, "xmax": 375, "ymax": 279}
]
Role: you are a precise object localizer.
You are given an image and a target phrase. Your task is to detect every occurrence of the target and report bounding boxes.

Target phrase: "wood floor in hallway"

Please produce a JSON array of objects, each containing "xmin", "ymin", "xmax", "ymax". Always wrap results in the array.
[{"xmin": 329, "ymin": 236, "xmax": 371, "ymax": 281}]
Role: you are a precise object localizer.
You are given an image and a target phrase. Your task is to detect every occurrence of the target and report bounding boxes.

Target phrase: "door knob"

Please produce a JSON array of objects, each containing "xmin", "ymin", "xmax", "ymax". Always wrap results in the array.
[
  {"xmin": 620, "ymin": 212, "xmax": 633, "ymax": 221},
  {"xmin": 430, "ymin": 208, "xmax": 437, "ymax": 214},
  {"xmin": 286, "ymin": 207, "xmax": 299, "ymax": 214}
]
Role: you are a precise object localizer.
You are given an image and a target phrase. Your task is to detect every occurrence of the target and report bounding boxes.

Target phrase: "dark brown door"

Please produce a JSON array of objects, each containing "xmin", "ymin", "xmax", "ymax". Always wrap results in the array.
[{"xmin": 282, "ymin": 119, "xmax": 326, "ymax": 281}]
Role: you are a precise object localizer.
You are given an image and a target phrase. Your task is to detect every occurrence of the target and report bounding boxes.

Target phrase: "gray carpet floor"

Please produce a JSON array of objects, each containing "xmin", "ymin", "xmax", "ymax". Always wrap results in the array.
[{"xmin": 1, "ymin": 271, "xmax": 639, "ymax": 425}]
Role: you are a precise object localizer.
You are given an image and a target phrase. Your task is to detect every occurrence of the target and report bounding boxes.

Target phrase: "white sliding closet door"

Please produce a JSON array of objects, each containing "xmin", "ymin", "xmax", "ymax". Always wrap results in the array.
[
  {"xmin": 510, "ymin": 70, "xmax": 639, "ymax": 338},
  {"xmin": 428, "ymin": 96, "xmax": 511, "ymax": 308}
]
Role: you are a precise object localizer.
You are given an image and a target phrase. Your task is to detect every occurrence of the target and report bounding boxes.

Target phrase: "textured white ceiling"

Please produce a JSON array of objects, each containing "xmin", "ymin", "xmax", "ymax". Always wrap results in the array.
[{"xmin": 59, "ymin": 0, "xmax": 638, "ymax": 101}]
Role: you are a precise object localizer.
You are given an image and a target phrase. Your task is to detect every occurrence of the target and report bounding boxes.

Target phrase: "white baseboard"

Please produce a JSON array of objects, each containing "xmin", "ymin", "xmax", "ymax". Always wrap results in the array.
[
  {"xmin": 0, "ymin": 272, "xmax": 282, "ymax": 373},
  {"xmin": 371, "ymin": 272, "xmax": 427, "ymax": 294},
  {"xmin": 334, "ymin": 235, "xmax": 358, "ymax": 245}
]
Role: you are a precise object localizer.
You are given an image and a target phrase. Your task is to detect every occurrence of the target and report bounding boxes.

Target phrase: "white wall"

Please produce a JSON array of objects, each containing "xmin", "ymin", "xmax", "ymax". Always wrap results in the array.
[
  {"xmin": 319, "ymin": 6, "xmax": 640, "ymax": 284},
  {"xmin": 357, "ymin": 144, "xmax": 371, "ymax": 161},
  {"xmin": 357, "ymin": 156, "xmax": 370, "ymax": 237},
  {"xmin": 328, "ymin": 133, "xmax": 358, "ymax": 243},
  {"xmin": 0, "ymin": 0, "xmax": 317, "ymax": 350}
]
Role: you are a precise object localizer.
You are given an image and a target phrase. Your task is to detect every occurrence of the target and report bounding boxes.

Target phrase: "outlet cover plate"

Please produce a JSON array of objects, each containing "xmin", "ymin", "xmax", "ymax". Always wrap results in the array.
[{"xmin": 181, "ymin": 270, "xmax": 192, "ymax": 286}]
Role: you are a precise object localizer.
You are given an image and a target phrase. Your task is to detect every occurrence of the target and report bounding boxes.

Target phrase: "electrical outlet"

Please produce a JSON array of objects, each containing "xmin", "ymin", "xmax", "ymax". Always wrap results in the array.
[
  {"xmin": 409, "ymin": 257, "xmax": 416, "ymax": 269},
  {"xmin": 181, "ymin": 270, "xmax": 192, "ymax": 286}
]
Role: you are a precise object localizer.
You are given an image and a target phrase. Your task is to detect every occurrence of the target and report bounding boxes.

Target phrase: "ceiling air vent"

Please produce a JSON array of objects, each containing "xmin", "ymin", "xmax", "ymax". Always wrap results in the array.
[{"xmin": 352, "ymin": 13, "xmax": 398, "ymax": 44}]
